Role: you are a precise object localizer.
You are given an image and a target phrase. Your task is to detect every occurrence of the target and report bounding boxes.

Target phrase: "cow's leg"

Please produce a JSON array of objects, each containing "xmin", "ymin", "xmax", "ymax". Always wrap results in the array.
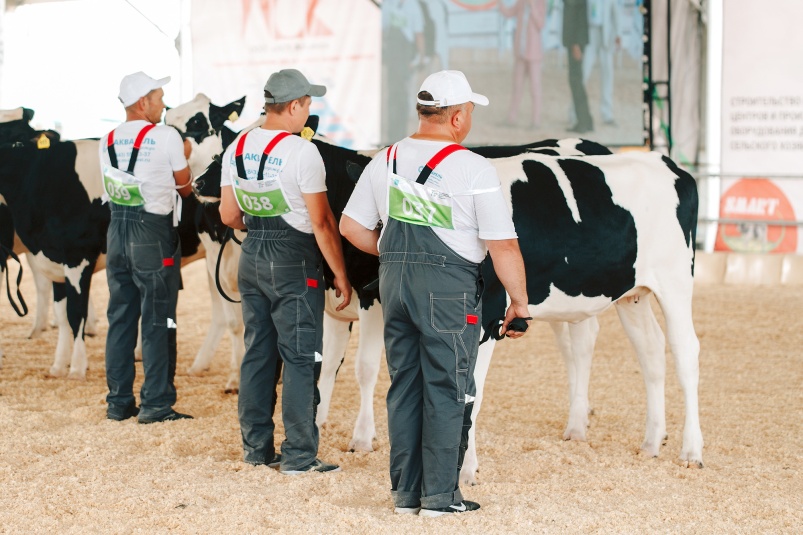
[
  {"xmin": 615, "ymin": 296, "xmax": 667, "ymax": 458},
  {"xmin": 653, "ymin": 289, "xmax": 703, "ymax": 467},
  {"xmin": 49, "ymin": 282, "xmax": 73, "ymax": 377},
  {"xmin": 349, "ymin": 303, "xmax": 384, "ymax": 452},
  {"xmin": 556, "ymin": 317, "xmax": 600, "ymax": 441},
  {"xmin": 460, "ymin": 337, "xmax": 495, "ymax": 486},
  {"xmin": 26, "ymin": 255, "xmax": 53, "ymax": 338},
  {"xmin": 187, "ymin": 271, "xmax": 227, "ymax": 376},
  {"xmin": 84, "ymin": 291, "xmax": 98, "ymax": 337},
  {"xmin": 64, "ymin": 260, "xmax": 95, "ymax": 380},
  {"xmin": 316, "ymin": 313, "xmax": 351, "ymax": 428},
  {"xmin": 221, "ymin": 298, "xmax": 245, "ymax": 393}
]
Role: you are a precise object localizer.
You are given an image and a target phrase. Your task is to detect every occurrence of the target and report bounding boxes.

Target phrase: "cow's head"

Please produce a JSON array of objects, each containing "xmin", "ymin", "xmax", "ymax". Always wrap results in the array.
[
  {"xmin": 0, "ymin": 107, "xmax": 61, "ymax": 148},
  {"xmin": 164, "ymin": 93, "xmax": 246, "ymax": 176}
]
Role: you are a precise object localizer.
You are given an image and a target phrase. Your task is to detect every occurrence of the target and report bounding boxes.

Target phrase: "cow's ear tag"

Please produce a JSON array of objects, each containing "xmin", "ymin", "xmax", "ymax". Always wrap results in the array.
[
  {"xmin": 300, "ymin": 127, "xmax": 314, "ymax": 141},
  {"xmin": 228, "ymin": 111, "xmax": 239, "ymax": 122},
  {"xmin": 37, "ymin": 133, "xmax": 50, "ymax": 149}
]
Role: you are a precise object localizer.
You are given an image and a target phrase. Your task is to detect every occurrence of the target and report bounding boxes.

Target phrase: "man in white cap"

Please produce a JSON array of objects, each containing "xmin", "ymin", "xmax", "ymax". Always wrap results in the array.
[
  {"xmin": 101, "ymin": 71, "xmax": 193, "ymax": 423},
  {"xmin": 340, "ymin": 70, "xmax": 530, "ymax": 516},
  {"xmin": 219, "ymin": 68, "xmax": 351, "ymax": 474}
]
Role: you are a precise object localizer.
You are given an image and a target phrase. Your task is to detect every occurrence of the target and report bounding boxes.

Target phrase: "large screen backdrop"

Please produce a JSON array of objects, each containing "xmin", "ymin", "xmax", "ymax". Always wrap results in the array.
[{"xmin": 381, "ymin": 0, "xmax": 646, "ymax": 147}]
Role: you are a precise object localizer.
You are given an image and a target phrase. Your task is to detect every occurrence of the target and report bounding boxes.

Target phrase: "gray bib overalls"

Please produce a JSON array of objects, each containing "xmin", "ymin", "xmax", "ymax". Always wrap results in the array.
[
  {"xmin": 380, "ymin": 144, "xmax": 482, "ymax": 510},
  {"xmin": 235, "ymin": 133, "xmax": 325, "ymax": 471}
]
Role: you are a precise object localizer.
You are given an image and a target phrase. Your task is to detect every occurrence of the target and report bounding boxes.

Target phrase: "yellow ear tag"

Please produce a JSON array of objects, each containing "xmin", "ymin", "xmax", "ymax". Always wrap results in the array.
[
  {"xmin": 228, "ymin": 111, "xmax": 239, "ymax": 122},
  {"xmin": 300, "ymin": 127, "xmax": 314, "ymax": 141},
  {"xmin": 37, "ymin": 133, "xmax": 50, "ymax": 149}
]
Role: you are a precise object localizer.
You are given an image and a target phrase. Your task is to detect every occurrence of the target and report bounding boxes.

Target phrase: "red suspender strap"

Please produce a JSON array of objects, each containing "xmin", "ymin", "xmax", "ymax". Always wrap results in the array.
[
  {"xmin": 416, "ymin": 144, "xmax": 466, "ymax": 184},
  {"xmin": 235, "ymin": 131, "xmax": 292, "ymax": 181},
  {"xmin": 106, "ymin": 130, "xmax": 118, "ymax": 169},
  {"xmin": 263, "ymin": 131, "xmax": 292, "ymax": 155},
  {"xmin": 126, "ymin": 124, "xmax": 158, "ymax": 174}
]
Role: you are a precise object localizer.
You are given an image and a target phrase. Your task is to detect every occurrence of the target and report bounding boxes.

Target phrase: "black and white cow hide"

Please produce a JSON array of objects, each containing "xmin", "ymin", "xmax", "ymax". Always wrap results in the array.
[{"xmin": 0, "ymin": 95, "xmax": 244, "ymax": 379}]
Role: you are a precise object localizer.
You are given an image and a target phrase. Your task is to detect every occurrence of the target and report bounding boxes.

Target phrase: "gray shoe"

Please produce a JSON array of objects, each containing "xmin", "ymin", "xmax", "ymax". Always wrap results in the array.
[
  {"xmin": 280, "ymin": 458, "xmax": 341, "ymax": 475},
  {"xmin": 138, "ymin": 410, "xmax": 193, "ymax": 424}
]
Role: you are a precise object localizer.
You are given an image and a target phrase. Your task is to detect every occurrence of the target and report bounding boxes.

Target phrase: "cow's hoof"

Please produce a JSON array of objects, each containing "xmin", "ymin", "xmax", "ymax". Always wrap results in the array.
[
  {"xmin": 563, "ymin": 428, "xmax": 587, "ymax": 442},
  {"xmin": 680, "ymin": 451, "xmax": 704, "ymax": 469},
  {"xmin": 27, "ymin": 327, "xmax": 46, "ymax": 339},
  {"xmin": 47, "ymin": 366, "xmax": 68, "ymax": 378},
  {"xmin": 640, "ymin": 440, "xmax": 661, "ymax": 458},
  {"xmin": 67, "ymin": 370, "xmax": 87, "ymax": 381},
  {"xmin": 186, "ymin": 366, "xmax": 206, "ymax": 377},
  {"xmin": 224, "ymin": 387, "xmax": 239, "ymax": 395},
  {"xmin": 348, "ymin": 438, "xmax": 374, "ymax": 453},
  {"xmin": 459, "ymin": 469, "xmax": 478, "ymax": 487}
]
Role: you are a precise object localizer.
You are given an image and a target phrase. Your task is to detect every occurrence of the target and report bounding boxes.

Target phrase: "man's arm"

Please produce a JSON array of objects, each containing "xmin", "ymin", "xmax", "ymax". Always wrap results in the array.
[
  {"xmin": 340, "ymin": 215, "xmax": 380, "ymax": 257},
  {"xmin": 173, "ymin": 167, "xmax": 193, "ymax": 198},
  {"xmin": 303, "ymin": 192, "xmax": 352, "ymax": 311},
  {"xmin": 486, "ymin": 238, "xmax": 530, "ymax": 338},
  {"xmin": 219, "ymin": 185, "xmax": 246, "ymax": 230}
]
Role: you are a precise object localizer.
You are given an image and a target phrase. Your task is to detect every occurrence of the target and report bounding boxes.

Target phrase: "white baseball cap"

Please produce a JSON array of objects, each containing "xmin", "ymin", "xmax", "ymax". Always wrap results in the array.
[
  {"xmin": 118, "ymin": 71, "xmax": 170, "ymax": 107},
  {"xmin": 417, "ymin": 70, "xmax": 489, "ymax": 108}
]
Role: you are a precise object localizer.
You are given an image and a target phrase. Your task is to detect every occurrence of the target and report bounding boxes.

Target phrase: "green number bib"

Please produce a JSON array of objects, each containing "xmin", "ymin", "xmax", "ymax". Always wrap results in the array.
[
  {"xmin": 388, "ymin": 175, "xmax": 454, "ymax": 229},
  {"xmin": 233, "ymin": 178, "xmax": 291, "ymax": 217},
  {"xmin": 103, "ymin": 165, "xmax": 144, "ymax": 206}
]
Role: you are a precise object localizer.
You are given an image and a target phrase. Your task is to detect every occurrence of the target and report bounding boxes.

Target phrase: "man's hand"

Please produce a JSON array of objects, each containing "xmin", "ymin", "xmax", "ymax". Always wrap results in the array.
[
  {"xmin": 332, "ymin": 274, "xmax": 352, "ymax": 312},
  {"xmin": 499, "ymin": 302, "xmax": 531, "ymax": 339}
]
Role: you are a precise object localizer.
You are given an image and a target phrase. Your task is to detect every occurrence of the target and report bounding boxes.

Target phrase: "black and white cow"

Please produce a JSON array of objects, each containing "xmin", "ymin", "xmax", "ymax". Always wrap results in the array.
[
  {"xmin": 193, "ymin": 135, "xmax": 702, "ymax": 476},
  {"xmin": 0, "ymin": 95, "xmax": 244, "ymax": 378}
]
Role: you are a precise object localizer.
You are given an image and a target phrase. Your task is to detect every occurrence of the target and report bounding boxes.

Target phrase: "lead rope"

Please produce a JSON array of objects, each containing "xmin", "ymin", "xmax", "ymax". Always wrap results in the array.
[
  {"xmin": 0, "ymin": 244, "xmax": 29, "ymax": 317},
  {"xmin": 215, "ymin": 228, "xmax": 241, "ymax": 304}
]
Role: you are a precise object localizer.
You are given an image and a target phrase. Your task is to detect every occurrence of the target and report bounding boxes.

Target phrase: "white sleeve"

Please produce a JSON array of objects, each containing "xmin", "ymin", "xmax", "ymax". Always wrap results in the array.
[
  {"xmin": 163, "ymin": 127, "xmax": 188, "ymax": 172},
  {"xmin": 473, "ymin": 166, "xmax": 518, "ymax": 240},
  {"xmin": 297, "ymin": 142, "xmax": 327, "ymax": 194},
  {"xmin": 219, "ymin": 144, "xmax": 236, "ymax": 188},
  {"xmin": 342, "ymin": 155, "xmax": 384, "ymax": 230}
]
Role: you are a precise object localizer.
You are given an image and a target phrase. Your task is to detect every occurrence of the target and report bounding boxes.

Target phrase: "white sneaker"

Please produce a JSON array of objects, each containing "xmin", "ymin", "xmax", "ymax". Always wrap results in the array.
[{"xmin": 394, "ymin": 506, "xmax": 421, "ymax": 515}]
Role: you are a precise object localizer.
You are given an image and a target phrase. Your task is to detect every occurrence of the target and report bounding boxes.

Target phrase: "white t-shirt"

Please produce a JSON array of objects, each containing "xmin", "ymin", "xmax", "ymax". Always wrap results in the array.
[
  {"xmin": 343, "ymin": 137, "xmax": 517, "ymax": 263},
  {"xmin": 99, "ymin": 120, "xmax": 188, "ymax": 216},
  {"xmin": 220, "ymin": 128, "xmax": 326, "ymax": 234}
]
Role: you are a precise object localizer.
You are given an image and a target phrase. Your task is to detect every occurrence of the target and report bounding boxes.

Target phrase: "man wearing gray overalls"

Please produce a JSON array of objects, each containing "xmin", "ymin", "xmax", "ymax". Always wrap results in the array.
[
  {"xmin": 341, "ymin": 70, "xmax": 531, "ymax": 516},
  {"xmin": 102, "ymin": 72, "xmax": 193, "ymax": 423},
  {"xmin": 219, "ymin": 69, "xmax": 352, "ymax": 474}
]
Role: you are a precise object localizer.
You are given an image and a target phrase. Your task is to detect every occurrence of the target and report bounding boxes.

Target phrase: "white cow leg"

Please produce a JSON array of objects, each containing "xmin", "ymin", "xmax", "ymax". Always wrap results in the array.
[
  {"xmin": 550, "ymin": 321, "xmax": 577, "ymax": 401},
  {"xmin": 187, "ymin": 272, "xmax": 227, "ymax": 377},
  {"xmin": 84, "ymin": 291, "xmax": 98, "ymax": 337},
  {"xmin": 64, "ymin": 260, "xmax": 94, "ymax": 380},
  {"xmin": 561, "ymin": 317, "xmax": 599, "ymax": 441},
  {"xmin": 349, "ymin": 303, "xmax": 384, "ymax": 452},
  {"xmin": 654, "ymin": 289, "xmax": 703, "ymax": 467},
  {"xmin": 615, "ymin": 297, "xmax": 667, "ymax": 457},
  {"xmin": 49, "ymin": 283, "xmax": 72, "ymax": 377},
  {"xmin": 460, "ymin": 337, "xmax": 495, "ymax": 486},
  {"xmin": 317, "ymin": 313, "xmax": 351, "ymax": 429},
  {"xmin": 222, "ymin": 299, "xmax": 245, "ymax": 393},
  {"xmin": 134, "ymin": 323, "xmax": 143, "ymax": 362},
  {"xmin": 26, "ymin": 255, "xmax": 52, "ymax": 338}
]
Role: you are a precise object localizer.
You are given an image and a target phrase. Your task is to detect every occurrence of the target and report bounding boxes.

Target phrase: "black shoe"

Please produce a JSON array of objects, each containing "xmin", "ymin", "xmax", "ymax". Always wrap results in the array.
[
  {"xmin": 419, "ymin": 500, "xmax": 481, "ymax": 518},
  {"xmin": 280, "ymin": 458, "xmax": 341, "ymax": 475},
  {"xmin": 267, "ymin": 453, "xmax": 282, "ymax": 469},
  {"xmin": 107, "ymin": 402, "xmax": 140, "ymax": 421},
  {"xmin": 138, "ymin": 410, "xmax": 194, "ymax": 424}
]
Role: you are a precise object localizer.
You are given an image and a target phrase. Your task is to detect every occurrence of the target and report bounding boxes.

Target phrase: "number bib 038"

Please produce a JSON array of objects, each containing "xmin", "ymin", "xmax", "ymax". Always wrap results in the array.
[
  {"xmin": 233, "ymin": 178, "xmax": 291, "ymax": 217},
  {"xmin": 388, "ymin": 175, "xmax": 454, "ymax": 229},
  {"xmin": 103, "ymin": 165, "xmax": 144, "ymax": 206}
]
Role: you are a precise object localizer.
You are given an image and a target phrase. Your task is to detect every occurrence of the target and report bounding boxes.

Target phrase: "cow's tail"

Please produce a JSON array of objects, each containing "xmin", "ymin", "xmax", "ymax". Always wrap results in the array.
[{"xmin": 0, "ymin": 244, "xmax": 28, "ymax": 317}]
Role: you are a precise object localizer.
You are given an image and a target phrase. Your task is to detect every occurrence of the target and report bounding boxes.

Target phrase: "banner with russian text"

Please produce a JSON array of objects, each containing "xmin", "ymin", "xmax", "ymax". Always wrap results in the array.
[
  {"xmin": 191, "ymin": 0, "xmax": 380, "ymax": 149},
  {"xmin": 718, "ymin": 0, "xmax": 803, "ymax": 253}
]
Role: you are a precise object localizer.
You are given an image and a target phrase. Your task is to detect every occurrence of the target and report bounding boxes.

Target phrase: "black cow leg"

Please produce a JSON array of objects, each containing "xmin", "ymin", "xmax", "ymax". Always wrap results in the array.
[{"xmin": 63, "ymin": 258, "xmax": 96, "ymax": 380}]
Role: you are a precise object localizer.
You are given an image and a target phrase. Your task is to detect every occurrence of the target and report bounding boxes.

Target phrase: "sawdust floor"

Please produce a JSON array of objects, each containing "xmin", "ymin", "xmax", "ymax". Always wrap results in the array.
[{"xmin": 0, "ymin": 259, "xmax": 800, "ymax": 534}]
